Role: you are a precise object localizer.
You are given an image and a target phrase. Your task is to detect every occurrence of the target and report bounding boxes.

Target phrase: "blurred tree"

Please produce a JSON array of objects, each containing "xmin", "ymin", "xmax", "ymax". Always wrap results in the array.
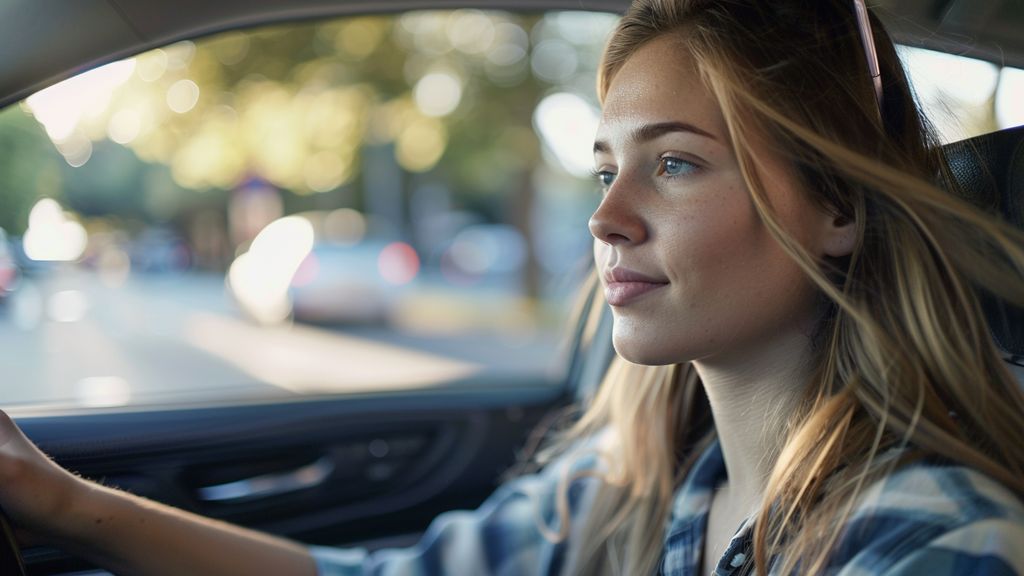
[
  {"xmin": 0, "ymin": 10, "xmax": 614, "ymax": 289},
  {"xmin": 0, "ymin": 108, "xmax": 64, "ymax": 234},
  {"xmin": 62, "ymin": 141, "xmax": 149, "ymax": 219}
]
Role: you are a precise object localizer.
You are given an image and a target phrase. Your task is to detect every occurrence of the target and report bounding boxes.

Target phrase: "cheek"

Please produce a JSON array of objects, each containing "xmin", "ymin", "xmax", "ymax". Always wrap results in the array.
[
  {"xmin": 686, "ymin": 205, "xmax": 802, "ymax": 312},
  {"xmin": 654, "ymin": 189, "xmax": 813, "ymax": 353},
  {"xmin": 663, "ymin": 187, "xmax": 765, "ymax": 284}
]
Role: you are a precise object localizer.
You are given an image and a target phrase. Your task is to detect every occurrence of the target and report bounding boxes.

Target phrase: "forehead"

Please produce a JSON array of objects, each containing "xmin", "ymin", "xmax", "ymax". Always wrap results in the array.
[{"xmin": 599, "ymin": 35, "xmax": 728, "ymax": 142}]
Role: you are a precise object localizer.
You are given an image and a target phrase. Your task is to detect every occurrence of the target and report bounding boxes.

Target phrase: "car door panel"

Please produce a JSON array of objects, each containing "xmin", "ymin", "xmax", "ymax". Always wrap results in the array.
[{"xmin": 14, "ymin": 382, "xmax": 570, "ymax": 575}]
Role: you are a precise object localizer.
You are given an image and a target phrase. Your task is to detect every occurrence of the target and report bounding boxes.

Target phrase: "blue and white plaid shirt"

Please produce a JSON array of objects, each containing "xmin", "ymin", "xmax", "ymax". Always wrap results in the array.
[{"xmin": 312, "ymin": 437, "xmax": 1024, "ymax": 575}]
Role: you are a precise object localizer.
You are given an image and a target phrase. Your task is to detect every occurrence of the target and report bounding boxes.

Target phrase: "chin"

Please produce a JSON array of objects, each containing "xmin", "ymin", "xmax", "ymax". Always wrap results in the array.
[{"xmin": 611, "ymin": 333, "xmax": 680, "ymax": 367}]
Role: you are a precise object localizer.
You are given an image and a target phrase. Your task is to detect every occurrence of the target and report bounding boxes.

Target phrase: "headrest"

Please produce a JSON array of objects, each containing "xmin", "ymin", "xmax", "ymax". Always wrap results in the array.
[{"xmin": 943, "ymin": 125, "xmax": 1024, "ymax": 359}]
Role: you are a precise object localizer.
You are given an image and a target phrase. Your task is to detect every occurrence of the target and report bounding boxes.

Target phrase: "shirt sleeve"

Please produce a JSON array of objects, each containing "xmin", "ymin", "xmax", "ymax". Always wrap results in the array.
[
  {"xmin": 879, "ymin": 517, "xmax": 1024, "ymax": 576},
  {"xmin": 309, "ymin": 448, "xmax": 601, "ymax": 576},
  {"xmin": 827, "ymin": 463, "xmax": 1024, "ymax": 576}
]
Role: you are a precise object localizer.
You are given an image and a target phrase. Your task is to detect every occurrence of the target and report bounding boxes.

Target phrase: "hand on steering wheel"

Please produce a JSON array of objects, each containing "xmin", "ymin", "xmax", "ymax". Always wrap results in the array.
[
  {"xmin": 0, "ymin": 410, "xmax": 83, "ymax": 576},
  {"xmin": 0, "ymin": 507, "xmax": 26, "ymax": 575}
]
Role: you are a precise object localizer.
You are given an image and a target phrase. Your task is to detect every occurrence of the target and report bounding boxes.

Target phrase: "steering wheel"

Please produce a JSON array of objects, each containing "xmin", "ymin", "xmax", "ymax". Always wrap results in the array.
[{"xmin": 0, "ymin": 507, "xmax": 27, "ymax": 576}]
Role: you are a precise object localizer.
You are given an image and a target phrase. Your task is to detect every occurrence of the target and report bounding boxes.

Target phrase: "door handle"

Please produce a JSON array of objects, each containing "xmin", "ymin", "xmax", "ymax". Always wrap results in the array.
[{"xmin": 196, "ymin": 457, "xmax": 335, "ymax": 503}]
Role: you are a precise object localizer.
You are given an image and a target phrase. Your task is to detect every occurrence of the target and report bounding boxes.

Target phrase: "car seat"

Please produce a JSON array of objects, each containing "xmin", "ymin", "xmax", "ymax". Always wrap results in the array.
[{"xmin": 944, "ymin": 125, "xmax": 1024, "ymax": 374}]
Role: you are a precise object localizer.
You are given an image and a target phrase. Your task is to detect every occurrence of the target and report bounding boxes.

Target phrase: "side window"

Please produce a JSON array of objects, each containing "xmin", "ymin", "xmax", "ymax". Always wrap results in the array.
[
  {"xmin": 898, "ymin": 46, "xmax": 1024, "ymax": 141},
  {"xmin": 0, "ymin": 11, "xmax": 618, "ymax": 408}
]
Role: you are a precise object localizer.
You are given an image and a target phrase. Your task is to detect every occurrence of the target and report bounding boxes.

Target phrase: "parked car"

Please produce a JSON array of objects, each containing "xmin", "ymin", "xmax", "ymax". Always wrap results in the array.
[
  {"xmin": 228, "ymin": 210, "xmax": 419, "ymax": 325},
  {"xmin": 129, "ymin": 227, "xmax": 191, "ymax": 274},
  {"xmin": 0, "ymin": 228, "xmax": 19, "ymax": 302}
]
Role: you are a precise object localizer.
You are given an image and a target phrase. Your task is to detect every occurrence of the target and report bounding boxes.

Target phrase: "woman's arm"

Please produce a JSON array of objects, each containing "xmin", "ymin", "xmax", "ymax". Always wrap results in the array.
[
  {"xmin": 58, "ymin": 483, "xmax": 317, "ymax": 576},
  {"xmin": 0, "ymin": 411, "xmax": 317, "ymax": 576}
]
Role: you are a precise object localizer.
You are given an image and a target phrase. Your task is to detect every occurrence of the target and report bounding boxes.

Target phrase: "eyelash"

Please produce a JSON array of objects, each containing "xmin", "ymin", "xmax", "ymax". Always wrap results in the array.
[
  {"xmin": 590, "ymin": 168, "xmax": 616, "ymax": 189},
  {"xmin": 590, "ymin": 156, "xmax": 701, "ymax": 189},
  {"xmin": 657, "ymin": 156, "xmax": 700, "ymax": 177}
]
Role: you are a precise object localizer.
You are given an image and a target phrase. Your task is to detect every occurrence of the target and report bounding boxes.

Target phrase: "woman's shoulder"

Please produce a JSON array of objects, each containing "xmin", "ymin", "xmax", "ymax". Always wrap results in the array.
[
  {"xmin": 853, "ymin": 457, "xmax": 1024, "ymax": 523},
  {"xmin": 831, "ymin": 459, "xmax": 1024, "ymax": 575}
]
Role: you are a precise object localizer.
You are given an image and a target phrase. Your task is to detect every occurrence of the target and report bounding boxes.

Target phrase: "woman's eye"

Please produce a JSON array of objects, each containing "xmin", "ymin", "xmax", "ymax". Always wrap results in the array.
[
  {"xmin": 658, "ymin": 157, "xmax": 699, "ymax": 177},
  {"xmin": 593, "ymin": 170, "xmax": 616, "ymax": 187}
]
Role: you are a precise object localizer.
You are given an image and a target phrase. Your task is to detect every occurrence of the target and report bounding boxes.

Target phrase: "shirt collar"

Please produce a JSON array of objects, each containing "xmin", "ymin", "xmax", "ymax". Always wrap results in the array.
[
  {"xmin": 667, "ymin": 438, "xmax": 727, "ymax": 534},
  {"xmin": 662, "ymin": 440, "xmax": 760, "ymax": 576}
]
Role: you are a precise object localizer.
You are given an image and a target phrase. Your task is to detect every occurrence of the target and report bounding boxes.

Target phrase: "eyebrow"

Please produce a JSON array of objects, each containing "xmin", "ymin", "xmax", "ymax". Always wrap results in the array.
[{"xmin": 593, "ymin": 121, "xmax": 717, "ymax": 154}]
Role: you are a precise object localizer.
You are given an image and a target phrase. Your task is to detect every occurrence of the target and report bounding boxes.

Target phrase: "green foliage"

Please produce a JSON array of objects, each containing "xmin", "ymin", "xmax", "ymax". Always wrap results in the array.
[
  {"xmin": 0, "ymin": 10, "xmax": 615, "ymax": 249},
  {"xmin": 0, "ymin": 107, "xmax": 63, "ymax": 235}
]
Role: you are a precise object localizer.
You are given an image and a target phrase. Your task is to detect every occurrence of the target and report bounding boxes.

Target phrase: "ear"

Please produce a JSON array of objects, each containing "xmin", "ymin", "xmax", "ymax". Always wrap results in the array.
[{"xmin": 821, "ymin": 212, "xmax": 857, "ymax": 258}]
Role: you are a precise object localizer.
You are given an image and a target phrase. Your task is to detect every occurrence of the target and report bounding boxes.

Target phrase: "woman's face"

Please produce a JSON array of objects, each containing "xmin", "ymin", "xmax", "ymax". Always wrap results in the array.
[{"xmin": 591, "ymin": 35, "xmax": 839, "ymax": 367}]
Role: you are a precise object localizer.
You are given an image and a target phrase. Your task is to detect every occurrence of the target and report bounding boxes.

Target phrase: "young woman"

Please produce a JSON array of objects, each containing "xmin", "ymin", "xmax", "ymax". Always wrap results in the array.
[{"xmin": 1, "ymin": 0, "xmax": 1023, "ymax": 574}]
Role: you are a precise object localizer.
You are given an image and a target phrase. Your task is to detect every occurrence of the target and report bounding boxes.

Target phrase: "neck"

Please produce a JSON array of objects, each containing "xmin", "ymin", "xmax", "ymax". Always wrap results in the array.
[{"xmin": 693, "ymin": 328, "xmax": 816, "ymax": 510}]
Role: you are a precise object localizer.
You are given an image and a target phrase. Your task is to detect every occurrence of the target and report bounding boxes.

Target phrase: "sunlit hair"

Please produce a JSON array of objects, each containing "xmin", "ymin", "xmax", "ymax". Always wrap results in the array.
[{"xmin": 537, "ymin": 1, "xmax": 1024, "ymax": 574}]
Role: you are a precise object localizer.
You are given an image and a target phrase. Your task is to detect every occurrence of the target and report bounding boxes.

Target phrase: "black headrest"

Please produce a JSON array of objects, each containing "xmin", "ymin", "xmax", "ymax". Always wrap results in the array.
[{"xmin": 943, "ymin": 125, "xmax": 1024, "ymax": 358}]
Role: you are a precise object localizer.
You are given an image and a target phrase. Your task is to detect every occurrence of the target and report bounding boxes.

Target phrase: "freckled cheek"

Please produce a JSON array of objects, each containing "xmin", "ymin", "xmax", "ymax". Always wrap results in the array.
[{"xmin": 663, "ymin": 199, "xmax": 764, "ymax": 287}]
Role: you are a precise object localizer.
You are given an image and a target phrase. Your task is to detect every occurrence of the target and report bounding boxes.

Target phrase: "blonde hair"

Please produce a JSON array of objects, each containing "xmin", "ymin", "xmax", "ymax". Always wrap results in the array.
[{"xmin": 539, "ymin": 1, "xmax": 1024, "ymax": 574}]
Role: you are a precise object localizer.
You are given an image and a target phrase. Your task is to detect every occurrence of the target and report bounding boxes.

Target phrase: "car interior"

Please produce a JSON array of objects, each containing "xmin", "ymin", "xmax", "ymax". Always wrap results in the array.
[{"xmin": 1, "ymin": 1, "xmax": 1022, "ymax": 574}]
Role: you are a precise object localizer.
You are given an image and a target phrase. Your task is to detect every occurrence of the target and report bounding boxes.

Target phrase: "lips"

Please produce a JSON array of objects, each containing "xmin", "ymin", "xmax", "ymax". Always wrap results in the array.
[{"xmin": 603, "ymin": 268, "xmax": 669, "ymax": 306}]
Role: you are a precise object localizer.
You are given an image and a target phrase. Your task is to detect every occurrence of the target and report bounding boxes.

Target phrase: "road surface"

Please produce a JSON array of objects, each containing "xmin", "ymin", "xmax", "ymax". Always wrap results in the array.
[{"xmin": 0, "ymin": 265, "xmax": 567, "ymax": 410}]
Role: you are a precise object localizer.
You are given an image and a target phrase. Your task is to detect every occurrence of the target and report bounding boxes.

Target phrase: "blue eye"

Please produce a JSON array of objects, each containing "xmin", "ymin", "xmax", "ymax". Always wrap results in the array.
[
  {"xmin": 658, "ymin": 157, "xmax": 699, "ymax": 177},
  {"xmin": 592, "ymin": 169, "xmax": 616, "ymax": 188}
]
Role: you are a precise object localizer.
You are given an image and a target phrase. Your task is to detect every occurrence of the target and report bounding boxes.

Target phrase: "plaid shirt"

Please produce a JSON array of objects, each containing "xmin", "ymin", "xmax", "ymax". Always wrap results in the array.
[{"xmin": 312, "ymin": 438, "xmax": 1024, "ymax": 575}]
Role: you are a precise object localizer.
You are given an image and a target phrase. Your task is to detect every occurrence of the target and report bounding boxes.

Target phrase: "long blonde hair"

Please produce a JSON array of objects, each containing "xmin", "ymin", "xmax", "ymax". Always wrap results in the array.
[{"xmin": 540, "ymin": 1, "xmax": 1024, "ymax": 574}]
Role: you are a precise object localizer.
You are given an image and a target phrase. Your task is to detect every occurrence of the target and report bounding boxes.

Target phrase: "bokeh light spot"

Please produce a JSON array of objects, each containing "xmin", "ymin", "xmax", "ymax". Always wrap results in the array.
[
  {"xmin": 414, "ymin": 71, "xmax": 463, "ymax": 117},
  {"xmin": 396, "ymin": 117, "xmax": 447, "ymax": 172},
  {"xmin": 108, "ymin": 109, "xmax": 141, "ymax": 144},
  {"xmin": 378, "ymin": 242, "xmax": 419, "ymax": 285},
  {"xmin": 167, "ymin": 79, "xmax": 200, "ymax": 113}
]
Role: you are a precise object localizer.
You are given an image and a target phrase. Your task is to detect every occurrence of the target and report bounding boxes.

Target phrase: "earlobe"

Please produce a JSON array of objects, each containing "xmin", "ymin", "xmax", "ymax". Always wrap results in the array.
[{"xmin": 823, "ymin": 215, "xmax": 857, "ymax": 258}]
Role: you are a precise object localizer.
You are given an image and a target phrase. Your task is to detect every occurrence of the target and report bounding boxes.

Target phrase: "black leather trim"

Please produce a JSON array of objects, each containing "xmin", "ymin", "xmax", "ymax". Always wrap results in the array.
[{"xmin": 943, "ymin": 125, "xmax": 1024, "ymax": 355}]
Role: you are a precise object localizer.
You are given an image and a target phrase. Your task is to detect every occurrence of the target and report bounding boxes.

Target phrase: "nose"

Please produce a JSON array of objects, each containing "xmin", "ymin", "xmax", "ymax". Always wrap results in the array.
[{"xmin": 588, "ymin": 183, "xmax": 647, "ymax": 246}]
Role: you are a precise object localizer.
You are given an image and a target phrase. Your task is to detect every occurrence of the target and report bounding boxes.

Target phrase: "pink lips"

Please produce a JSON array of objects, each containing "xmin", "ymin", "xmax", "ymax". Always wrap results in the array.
[{"xmin": 603, "ymin": 268, "xmax": 669, "ymax": 306}]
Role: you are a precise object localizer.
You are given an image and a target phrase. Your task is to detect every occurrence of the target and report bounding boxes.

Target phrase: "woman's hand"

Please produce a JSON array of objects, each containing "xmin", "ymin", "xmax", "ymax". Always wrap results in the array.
[
  {"xmin": 0, "ymin": 410, "xmax": 317, "ymax": 575},
  {"xmin": 0, "ymin": 410, "xmax": 83, "ymax": 543}
]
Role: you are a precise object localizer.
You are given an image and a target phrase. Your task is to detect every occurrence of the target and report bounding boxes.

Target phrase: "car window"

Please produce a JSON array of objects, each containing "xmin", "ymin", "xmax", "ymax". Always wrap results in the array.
[
  {"xmin": 0, "ymin": 13, "xmax": 1020, "ymax": 411},
  {"xmin": 898, "ymin": 46, "xmax": 1023, "ymax": 141},
  {"xmin": 0, "ymin": 11, "xmax": 617, "ymax": 409}
]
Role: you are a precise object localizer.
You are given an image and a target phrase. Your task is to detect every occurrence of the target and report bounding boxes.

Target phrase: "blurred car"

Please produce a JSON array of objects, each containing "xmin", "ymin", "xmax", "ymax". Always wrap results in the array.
[
  {"xmin": 227, "ymin": 210, "xmax": 419, "ymax": 325},
  {"xmin": 434, "ymin": 223, "xmax": 526, "ymax": 290},
  {"xmin": 129, "ymin": 228, "xmax": 191, "ymax": 274},
  {"xmin": 290, "ymin": 238, "xmax": 419, "ymax": 324},
  {"xmin": 0, "ymin": 228, "xmax": 19, "ymax": 302}
]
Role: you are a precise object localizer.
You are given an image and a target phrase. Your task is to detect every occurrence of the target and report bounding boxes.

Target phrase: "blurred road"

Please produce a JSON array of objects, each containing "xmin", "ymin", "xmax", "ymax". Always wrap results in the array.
[{"xmin": 0, "ymin": 266, "xmax": 564, "ymax": 409}]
